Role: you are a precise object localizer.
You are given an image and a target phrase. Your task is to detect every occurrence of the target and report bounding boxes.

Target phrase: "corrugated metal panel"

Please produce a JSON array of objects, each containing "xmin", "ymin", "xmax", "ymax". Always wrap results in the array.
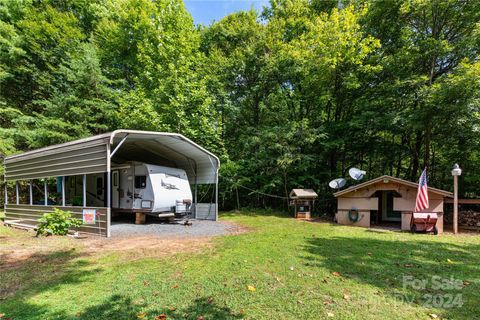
[
  {"xmin": 110, "ymin": 130, "xmax": 220, "ymax": 185},
  {"xmin": 4, "ymin": 204, "xmax": 107, "ymax": 236},
  {"xmin": 5, "ymin": 136, "xmax": 109, "ymax": 181},
  {"xmin": 195, "ymin": 203, "xmax": 217, "ymax": 221},
  {"xmin": 5, "ymin": 131, "xmax": 218, "ymax": 184}
]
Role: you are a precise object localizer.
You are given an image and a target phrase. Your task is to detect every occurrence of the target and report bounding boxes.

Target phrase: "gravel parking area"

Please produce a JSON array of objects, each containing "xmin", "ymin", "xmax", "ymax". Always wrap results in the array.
[{"xmin": 110, "ymin": 219, "xmax": 240, "ymax": 238}]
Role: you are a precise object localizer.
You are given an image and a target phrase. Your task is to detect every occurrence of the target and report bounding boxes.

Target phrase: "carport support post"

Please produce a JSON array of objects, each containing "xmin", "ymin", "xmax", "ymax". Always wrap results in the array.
[
  {"xmin": 194, "ymin": 163, "xmax": 197, "ymax": 219},
  {"xmin": 15, "ymin": 181, "xmax": 19, "ymax": 205},
  {"xmin": 44, "ymin": 180, "xmax": 48, "ymax": 206},
  {"xmin": 29, "ymin": 181, "xmax": 33, "ymax": 205},
  {"xmin": 62, "ymin": 176, "xmax": 66, "ymax": 207},
  {"xmin": 215, "ymin": 170, "xmax": 219, "ymax": 221},
  {"xmin": 4, "ymin": 178, "xmax": 7, "ymax": 205},
  {"xmin": 82, "ymin": 174, "xmax": 86, "ymax": 207},
  {"xmin": 106, "ymin": 143, "xmax": 111, "ymax": 237}
]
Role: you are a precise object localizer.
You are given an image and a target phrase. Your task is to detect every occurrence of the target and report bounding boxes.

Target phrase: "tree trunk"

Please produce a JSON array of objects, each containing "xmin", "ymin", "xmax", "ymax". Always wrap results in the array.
[{"xmin": 412, "ymin": 131, "xmax": 423, "ymax": 180}]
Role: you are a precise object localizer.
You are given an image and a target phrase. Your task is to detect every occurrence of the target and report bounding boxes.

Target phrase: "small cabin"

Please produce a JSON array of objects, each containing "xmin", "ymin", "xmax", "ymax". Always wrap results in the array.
[
  {"xmin": 290, "ymin": 189, "xmax": 318, "ymax": 219},
  {"xmin": 333, "ymin": 175, "xmax": 453, "ymax": 233}
]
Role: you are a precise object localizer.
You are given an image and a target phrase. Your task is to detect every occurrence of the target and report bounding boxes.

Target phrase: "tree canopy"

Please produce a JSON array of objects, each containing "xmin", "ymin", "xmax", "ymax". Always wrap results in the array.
[{"xmin": 1, "ymin": 0, "xmax": 479, "ymax": 211}]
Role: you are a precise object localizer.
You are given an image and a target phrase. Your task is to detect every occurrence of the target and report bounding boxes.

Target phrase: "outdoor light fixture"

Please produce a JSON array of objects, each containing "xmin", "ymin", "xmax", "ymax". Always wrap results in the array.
[
  {"xmin": 451, "ymin": 163, "xmax": 461, "ymax": 234},
  {"xmin": 451, "ymin": 163, "xmax": 462, "ymax": 176}
]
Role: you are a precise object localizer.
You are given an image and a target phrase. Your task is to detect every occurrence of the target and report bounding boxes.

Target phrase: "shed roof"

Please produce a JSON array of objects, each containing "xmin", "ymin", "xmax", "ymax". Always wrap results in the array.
[
  {"xmin": 5, "ymin": 130, "xmax": 219, "ymax": 184},
  {"xmin": 333, "ymin": 175, "xmax": 453, "ymax": 198},
  {"xmin": 290, "ymin": 189, "xmax": 318, "ymax": 199}
]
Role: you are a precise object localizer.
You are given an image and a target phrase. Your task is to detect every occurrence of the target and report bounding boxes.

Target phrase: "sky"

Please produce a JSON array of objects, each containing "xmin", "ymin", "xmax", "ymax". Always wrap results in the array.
[{"xmin": 184, "ymin": 0, "xmax": 270, "ymax": 25}]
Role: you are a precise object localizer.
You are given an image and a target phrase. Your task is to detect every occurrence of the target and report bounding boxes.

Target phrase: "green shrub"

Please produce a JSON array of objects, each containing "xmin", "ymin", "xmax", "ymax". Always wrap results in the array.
[
  {"xmin": 36, "ymin": 208, "xmax": 82, "ymax": 236},
  {"xmin": 72, "ymin": 196, "xmax": 83, "ymax": 206}
]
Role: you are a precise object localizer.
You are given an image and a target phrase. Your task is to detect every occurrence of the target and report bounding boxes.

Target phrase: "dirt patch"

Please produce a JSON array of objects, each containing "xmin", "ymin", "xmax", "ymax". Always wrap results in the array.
[
  {"xmin": 217, "ymin": 220, "xmax": 251, "ymax": 235},
  {"xmin": 82, "ymin": 235, "xmax": 214, "ymax": 260},
  {"xmin": 0, "ymin": 220, "xmax": 249, "ymax": 269}
]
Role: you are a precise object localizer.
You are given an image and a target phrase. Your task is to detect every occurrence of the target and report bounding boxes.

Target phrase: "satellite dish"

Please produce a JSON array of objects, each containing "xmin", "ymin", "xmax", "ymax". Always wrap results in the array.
[
  {"xmin": 329, "ymin": 178, "xmax": 347, "ymax": 189},
  {"xmin": 349, "ymin": 167, "xmax": 366, "ymax": 181}
]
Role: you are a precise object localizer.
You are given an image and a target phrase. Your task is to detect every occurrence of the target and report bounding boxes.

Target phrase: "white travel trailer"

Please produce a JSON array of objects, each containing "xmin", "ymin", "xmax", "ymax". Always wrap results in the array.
[
  {"xmin": 64, "ymin": 163, "xmax": 193, "ymax": 218},
  {"xmin": 111, "ymin": 162, "xmax": 192, "ymax": 217}
]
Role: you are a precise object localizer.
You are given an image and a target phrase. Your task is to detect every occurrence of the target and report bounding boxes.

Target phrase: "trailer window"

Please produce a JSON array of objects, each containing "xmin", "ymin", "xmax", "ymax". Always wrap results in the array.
[{"xmin": 135, "ymin": 176, "xmax": 147, "ymax": 189}]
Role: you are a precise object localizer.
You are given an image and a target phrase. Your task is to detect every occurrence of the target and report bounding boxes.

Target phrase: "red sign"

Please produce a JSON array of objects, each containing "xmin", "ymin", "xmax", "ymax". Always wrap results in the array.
[{"xmin": 82, "ymin": 209, "xmax": 96, "ymax": 224}]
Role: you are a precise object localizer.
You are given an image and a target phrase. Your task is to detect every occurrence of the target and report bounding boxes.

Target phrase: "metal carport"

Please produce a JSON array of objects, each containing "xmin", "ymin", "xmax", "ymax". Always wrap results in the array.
[{"xmin": 3, "ymin": 130, "xmax": 220, "ymax": 237}]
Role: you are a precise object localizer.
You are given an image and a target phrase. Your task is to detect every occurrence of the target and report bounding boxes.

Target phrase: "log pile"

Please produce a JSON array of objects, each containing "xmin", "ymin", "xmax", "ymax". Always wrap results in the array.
[{"xmin": 444, "ymin": 210, "xmax": 480, "ymax": 227}]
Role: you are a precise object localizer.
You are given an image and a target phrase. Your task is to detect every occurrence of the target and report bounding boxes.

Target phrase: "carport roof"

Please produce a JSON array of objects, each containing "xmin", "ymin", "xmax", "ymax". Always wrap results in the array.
[{"xmin": 5, "ymin": 130, "xmax": 220, "ymax": 184}]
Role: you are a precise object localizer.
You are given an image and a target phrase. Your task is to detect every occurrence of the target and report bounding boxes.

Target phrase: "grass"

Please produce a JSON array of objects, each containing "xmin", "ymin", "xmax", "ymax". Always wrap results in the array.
[{"xmin": 1, "ymin": 210, "xmax": 479, "ymax": 319}]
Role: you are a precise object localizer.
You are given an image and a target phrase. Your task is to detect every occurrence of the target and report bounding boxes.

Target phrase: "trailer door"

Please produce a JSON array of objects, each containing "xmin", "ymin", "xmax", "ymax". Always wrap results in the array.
[{"xmin": 112, "ymin": 170, "xmax": 120, "ymax": 208}]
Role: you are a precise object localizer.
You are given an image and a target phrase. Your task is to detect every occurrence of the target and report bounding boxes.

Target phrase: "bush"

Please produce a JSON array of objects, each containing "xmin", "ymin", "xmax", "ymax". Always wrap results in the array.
[{"xmin": 36, "ymin": 208, "xmax": 83, "ymax": 236}]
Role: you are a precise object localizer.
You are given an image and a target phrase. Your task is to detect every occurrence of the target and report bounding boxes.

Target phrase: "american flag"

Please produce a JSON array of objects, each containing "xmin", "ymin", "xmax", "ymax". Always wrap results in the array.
[{"xmin": 415, "ymin": 169, "xmax": 429, "ymax": 212}]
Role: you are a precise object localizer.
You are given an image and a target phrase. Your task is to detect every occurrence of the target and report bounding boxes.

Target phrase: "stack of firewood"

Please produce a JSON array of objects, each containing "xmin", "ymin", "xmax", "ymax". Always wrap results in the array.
[{"xmin": 444, "ymin": 210, "xmax": 480, "ymax": 227}]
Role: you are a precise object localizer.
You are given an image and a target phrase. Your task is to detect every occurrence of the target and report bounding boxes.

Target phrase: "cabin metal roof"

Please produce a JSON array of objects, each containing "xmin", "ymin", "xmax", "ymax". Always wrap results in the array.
[
  {"xmin": 4, "ymin": 130, "xmax": 220, "ymax": 184},
  {"xmin": 333, "ymin": 175, "xmax": 453, "ymax": 198}
]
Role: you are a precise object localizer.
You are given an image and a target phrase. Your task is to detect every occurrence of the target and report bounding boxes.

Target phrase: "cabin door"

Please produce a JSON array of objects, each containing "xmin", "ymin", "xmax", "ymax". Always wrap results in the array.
[
  {"xmin": 381, "ymin": 191, "xmax": 401, "ymax": 222},
  {"xmin": 112, "ymin": 170, "xmax": 120, "ymax": 208}
]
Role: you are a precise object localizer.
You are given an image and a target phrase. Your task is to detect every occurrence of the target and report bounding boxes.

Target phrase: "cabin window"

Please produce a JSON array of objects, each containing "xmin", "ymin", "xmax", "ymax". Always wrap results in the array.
[{"xmin": 135, "ymin": 176, "xmax": 147, "ymax": 189}]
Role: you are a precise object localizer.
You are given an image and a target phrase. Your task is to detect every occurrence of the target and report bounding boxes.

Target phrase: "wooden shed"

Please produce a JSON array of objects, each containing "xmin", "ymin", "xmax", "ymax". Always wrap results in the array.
[
  {"xmin": 290, "ymin": 189, "xmax": 318, "ymax": 219},
  {"xmin": 333, "ymin": 175, "xmax": 452, "ymax": 233}
]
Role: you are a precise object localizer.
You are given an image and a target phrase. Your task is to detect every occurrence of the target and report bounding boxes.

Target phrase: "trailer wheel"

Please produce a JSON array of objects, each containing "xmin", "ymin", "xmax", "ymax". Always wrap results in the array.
[
  {"xmin": 410, "ymin": 224, "xmax": 416, "ymax": 233},
  {"xmin": 433, "ymin": 226, "xmax": 438, "ymax": 235}
]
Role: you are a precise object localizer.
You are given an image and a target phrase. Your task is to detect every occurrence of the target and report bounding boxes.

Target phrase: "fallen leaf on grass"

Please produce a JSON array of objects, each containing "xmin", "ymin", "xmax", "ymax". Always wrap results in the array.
[
  {"xmin": 430, "ymin": 314, "xmax": 438, "ymax": 319},
  {"xmin": 367, "ymin": 252, "xmax": 372, "ymax": 256},
  {"xmin": 143, "ymin": 280, "xmax": 149, "ymax": 286},
  {"xmin": 447, "ymin": 259, "xmax": 453, "ymax": 264},
  {"xmin": 155, "ymin": 315, "xmax": 167, "ymax": 320},
  {"xmin": 169, "ymin": 306, "xmax": 176, "ymax": 311},
  {"xmin": 463, "ymin": 280, "xmax": 471, "ymax": 286},
  {"xmin": 332, "ymin": 271, "xmax": 341, "ymax": 277},
  {"xmin": 343, "ymin": 294, "xmax": 350, "ymax": 300},
  {"xmin": 247, "ymin": 285, "xmax": 256, "ymax": 292},
  {"xmin": 289, "ymin": 266, "xmax": 294, "ymax": 271},
  {"xmin": 207, "ymin": 297, "xmax": 214, "ymax": 304},
  {"xmin": 327, "ymin": 312, "xmax": 334, "ymax": 317},
  {"xmin": 197, "ymin": 316, "xmax": 205, "ymax": 320},
  {"xmin": 404, "ymin": 264, "xmax": 414, "ymax": 268},
  {"xmin": 323, "ymin": 299, "xmax": 334, "ymax": 305},
  {"xmin": 137, "ymin": 312, "xmax": 147, "ymax": 319},
  {"xmin": 172, "ymin": 284, "xmax": 179, "ymax": 289}
]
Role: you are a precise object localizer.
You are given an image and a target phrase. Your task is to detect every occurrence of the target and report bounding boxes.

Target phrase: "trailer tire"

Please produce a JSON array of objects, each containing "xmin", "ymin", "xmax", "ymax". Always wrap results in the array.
[
  {"xmin": 433, "ymin": 226, "xmax": 438, "ymax": 235},
  {"xmin": 410, "ymin": 224, "xmax": 416, "ymax": 233}
]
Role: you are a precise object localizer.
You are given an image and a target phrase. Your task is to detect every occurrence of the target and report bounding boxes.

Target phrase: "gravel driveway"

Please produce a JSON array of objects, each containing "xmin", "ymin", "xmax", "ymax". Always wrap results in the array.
[{"xmin": 110, "ymin": 219, "xmax": 240, "ymax": 238}]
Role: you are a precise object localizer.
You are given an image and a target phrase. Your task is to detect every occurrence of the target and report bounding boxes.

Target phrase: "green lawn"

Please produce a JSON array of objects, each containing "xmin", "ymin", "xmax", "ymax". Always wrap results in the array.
[{"xmin": 1, "ymin": 211, "xmax": 479, "ymax": 319}]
